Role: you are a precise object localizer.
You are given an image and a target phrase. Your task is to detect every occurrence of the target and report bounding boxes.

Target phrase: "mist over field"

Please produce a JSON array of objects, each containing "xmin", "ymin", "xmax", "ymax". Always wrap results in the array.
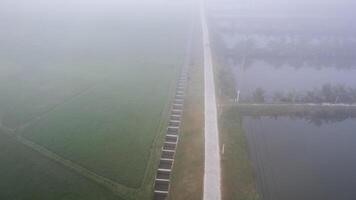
[
  {"xmin": 0, "ymin": 0, "xmax": 193, "ymax": 199},
  {"xmin": 1, "ymin": 0, "xmax": 356, "ymax": 199}
]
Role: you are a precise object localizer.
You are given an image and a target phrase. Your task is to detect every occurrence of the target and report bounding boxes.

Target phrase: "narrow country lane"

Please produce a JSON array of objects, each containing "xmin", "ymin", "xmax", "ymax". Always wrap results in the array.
[{"xmin": 201, "ymin": 1, "xmax": 222, "ymax": 200}]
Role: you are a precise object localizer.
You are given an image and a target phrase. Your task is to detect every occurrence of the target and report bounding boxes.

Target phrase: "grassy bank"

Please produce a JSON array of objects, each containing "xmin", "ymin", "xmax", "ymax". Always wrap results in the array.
[
  {"xmin": 211, "ymin": 35, "xmax": 259, "ymax": 199},
  {"xmin": 219, "ymin": 108, "xmax": 259, "ymax": 200},
  {"xmin": 169, "ymin": 12, "xmax": 204, "ymax": 200}
]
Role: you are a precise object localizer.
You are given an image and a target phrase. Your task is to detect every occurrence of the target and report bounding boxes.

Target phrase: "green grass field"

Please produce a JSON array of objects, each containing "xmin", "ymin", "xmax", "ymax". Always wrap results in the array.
[
  {"xmin": 21, "ymin": 58, "xmax": 178, "ymax": 188},
  {"xmin": 0, "ymin": 1, "xmax": 194, "ymax": 199},
  {"xmin": 0, "ymin": 131, "xmax": 120, "ymax": 200}
]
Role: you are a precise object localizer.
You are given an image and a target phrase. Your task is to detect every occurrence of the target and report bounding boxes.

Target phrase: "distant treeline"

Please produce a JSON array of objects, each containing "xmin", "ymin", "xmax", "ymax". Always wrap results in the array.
[
  {"xmin": 242, "ymin": 84, "xmax": 356, "ymax": 104},
  {"xmin": 210, "ymin": 16, "xmax": 356, "ymax": 38},
  {"xmin": 211, "ymin": 32, "xmax": 356, "ymax": 70},
  {"xmin": 235, "ymin": 104, "xmax": 356, "ymax": 126}
]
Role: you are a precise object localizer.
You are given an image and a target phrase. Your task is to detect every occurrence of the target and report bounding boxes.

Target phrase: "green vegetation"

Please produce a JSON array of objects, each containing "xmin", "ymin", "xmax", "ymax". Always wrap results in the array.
[
  {"xmin": 239, "ymin": 84, "xmax": 356, "ymax": 104},
  {"xmin": 169, "ymin": 19, "xmax": 204, "ymax": 200},
  {"xmin": 274, "ymin": 84, "xmax": 356, "ymax": 104},
  {"xmin": 252, "ymin": 88, "xmax": 265, "ymax": 103},
  {"xmin": 212, "ymin": 41, "xmax": 259, "ymax": 199},
  {"xmin": 0, "ymin": 1, "xmax": 194, "ymax": 199},
  {"xmin": 21, "ymin": 63, "xmax": 176, "ymax": 188},
  {"xmin": 0, "ymin": 131, "xmax": 120, "ymax": 200},
  {"xmin": 219, "ymin": 108, "xmax": 260, "ymax": 200},
  {"xmin": 233, "ymin": 104, "xmax": 356, "ymax": 126}
]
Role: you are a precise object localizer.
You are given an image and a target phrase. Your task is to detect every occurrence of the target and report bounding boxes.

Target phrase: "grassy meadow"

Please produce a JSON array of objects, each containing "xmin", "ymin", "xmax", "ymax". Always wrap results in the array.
[
  {"xmin": 0, "ymin": 0, "xmax": 194, "ymax": 199},
  {"xmin": 0, "ymin": 131, "xmax": 121, "ymax": 200}
]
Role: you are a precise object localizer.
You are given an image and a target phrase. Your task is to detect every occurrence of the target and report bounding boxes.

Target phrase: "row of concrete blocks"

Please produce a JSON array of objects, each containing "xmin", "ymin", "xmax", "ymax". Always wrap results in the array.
[{"xmin": 153, "ymin": 69, "xmax": 188, "ymax": 200}]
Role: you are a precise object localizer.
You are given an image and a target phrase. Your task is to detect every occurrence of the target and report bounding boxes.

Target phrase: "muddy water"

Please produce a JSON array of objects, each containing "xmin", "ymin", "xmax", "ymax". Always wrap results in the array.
[{"xmin": 243, "ymin": 116, "xmax": 356, "ymax": 200}]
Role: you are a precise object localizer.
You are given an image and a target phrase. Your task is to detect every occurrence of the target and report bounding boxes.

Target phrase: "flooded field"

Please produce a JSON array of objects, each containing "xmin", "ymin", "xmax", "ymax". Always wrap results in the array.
[
  {"xmin": 208, "ymin": 0, "xmax": 356, "ymax": 199},
  {"xmin": 209, "ymin": 0, "xmax": 356, "ymax": 103},
  {"xmin": 234, "ymin": 61, "xmax": 356, "ymax": 102},
  {"xmin": 214, "ymin": 26, "xmax": 356, "ymax": 103},
  {"xmin": 243, "ymin": 116, "xmax": 356, "ymax": 200}
]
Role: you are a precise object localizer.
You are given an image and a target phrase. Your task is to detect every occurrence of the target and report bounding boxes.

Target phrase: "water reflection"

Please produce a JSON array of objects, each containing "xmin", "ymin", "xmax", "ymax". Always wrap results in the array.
[
  {"xmin": 212, "ymin": 32, "xmax": 356, "ymax": 70},
  {"xmin": 211, "ymin": 31, "xmax": 356, "ymax": 102},
  {"xmin": 243, "ymin": 116, "xmax": 356, "ymax": 200},
  {"xmin": 209, "ymin": 0, "xmax": 356, "ymax": 104},
  {"xmin": 210, "ymin": 7, "xmax": 356, "ymax": 103},
  {"xmin": 233, "ymin": 62, "xmax": 356, "ymax": 103},
  {"xmin": 210, "ymin": 0, "xmax": 356, "ymax": 199},
  {"xmin": 240, "ymin": 111, "xmax": 356, "ymax": 127}
]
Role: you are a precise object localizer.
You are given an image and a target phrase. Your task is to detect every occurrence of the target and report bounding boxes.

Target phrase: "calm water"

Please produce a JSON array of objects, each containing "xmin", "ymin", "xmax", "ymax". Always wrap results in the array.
[
  {"xmin": 209, "ymin": 0, "xmax": 356, "ymax": 102},
  {"xmin": 243, "ymin": 116, "xmax": 356, "ymax": 200},
  {"xmin": 210, "ymin": 0, "xmax": 356, "ymax": 199},
  {"xmin": 233, "ymin": 60, "xmax": 356, "ymax": 101}
]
